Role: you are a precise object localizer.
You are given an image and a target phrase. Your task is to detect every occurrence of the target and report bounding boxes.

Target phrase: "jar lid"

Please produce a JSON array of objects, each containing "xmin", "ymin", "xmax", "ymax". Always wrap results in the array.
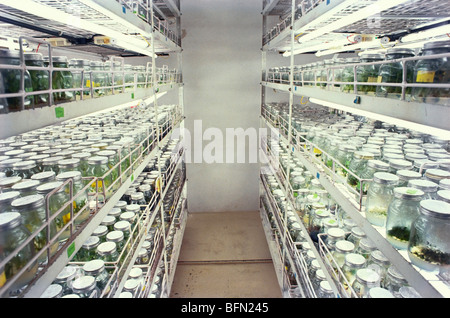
[
  {"xmin": 129, "ymin": 267, "xmax": 143, "ymax": 279},
  {"xmin": 106, "ymin": 230, "xmax": 124, "ymax": 243},
  {"xmin": 130, "ymin": 192, "xmax": 144, "ymax": 201},
  {"xmin": 423, "ymin": 40, "xmax": 450, "ymax": 50},
  {"xmin": 396, "ymin": 170, "xmax": 421, "ymax": 181},
  {"xmin": 83, "ymin": 259, "xmax": 105, "ymax": 276},
  {"xmin": 387, "ymin": 266, "xmax": 407, "ymax": 283},
  {"xmin": 323, "ymin": 218, "xmax": 339, "ymax": 228},
  {"xmin": 356, "ymin": 268, "xmax": 380, "ymax": 284},
  {"xmin": 55, "ymin": 265, "xmax": 77, "ymax": 281},
  {"xmin": 114, "ymin": 220, "xmax": 131, "ymax": 232},
  {"xmin": 439, "ymin": 179, "xmax": 450, "ymax": 190},
  {"xmin": 11, "ymin": 194, "xmax": 45, "ymax": 209},
  {"xmin": 425, "ymin": 169, "xmax": 450, "ymax": 180},
  {"xmin": 82, "ymin": 236, "xmax": 100, "ymax": 249},
  {"xmin": 101, "ymin": 215, "xmax": 116, "ymax": 226},
  {"xmin": 97, "ymin": 150, "xmax": 116, "ymax": 158},
  {"xmin": 310, "ymin": 259, "xmax": 321, "ymax": 270},
  {"xmin": 139, "ymin": 184, "xmax": 151, "ymax": 192},
  {"xmin": 386, "ymin": 48, "xmax": 415, "ymax": 56},
  {"xmin": 350, "ymin": 226, "xmax": 366, "ymax": 238},
  {"xmin": 335, "ymin": 240, "xmax": 355, "ymax": 253},
  {"xmin": 71, "ymin": 152, "xmax": 91, "ymax": 160},
  {"xmin": 108, "ymin": 207, "xmax": 122, "ymax": 218},
  {"xmin": 408, "ymin": 179, "xmax": 438, "ymax": 193},
  {"xmin": 414, "ymin": 159, "xmax": 438, "ymax": 170},
  {"xmin": 72, "ymin": 276, "xmax": 96, "ymax": 293},
  {"xmin": 92, "ymin": 225, "xmax": 108, "ymax": 237},
  {"xmin": 138, "ymin": 248, "xmax": 148, "ymax": 257},
  {"xmin": 0, "ymin": 176, "xmax": 23, "ymax": 188},
  {"xmin": 123, "ymin": 279, "xmax": 139, "ymax": 291},
  {"xmin": 69, "ymin": 58, "xmax": 90, "ymax": 67},
  {"xmin": 56, "ymin": 170, "xmax": 82, "ymax": 181},
  {"xmin": 314, "ymin": 209, "xmax": 330, "ymax": 218},
  {"xmin": 40, "ymin": 284, "xmax": 63, "ymax": 298},
  {"xmin": 359, "ymin": 238, "xmax": 376, "ymax": 251},
  {"xmin": 0, "ymin": 212, "xmax": 22, "ymax": 230},
  {"xmin": 437, "ymin": 190, "xmax": 450, "ymax": 203},
  {"xmin": 24, "ymin": 52, "xmax": 44, "ymax": 61},
  {"xmin": 31, "ymin": 171, "xmax": 55, "ymax": 182},
  {"xmin": 344, "ymin": 253, "xmax": 366, "ymax": 267},
  {"xmin": 389, "ymin": 159, "xmax": 412, "ymax": 170},
  {"xmin": 58, "ymin": 158, "xmax": 80, "ymax": 168},
  {"xmin": 97, "ymin": 241, "xmax": 117, "ymax": 255},
  {"xmin": 393, "ymin": 187, "xmax": 424, "ymax": 200},
  {"xmin": 370, "ymin": 250, "xmax": 390, "ymax": 265},
  {"xmin": 114, "ymin": 200, "xmax": 127, "ymax": 209},
  {"xmin": 319, "ymin": 281, "xmax": 333, "ymax": 294},
  {"xmin": 12, "ymin": 160, "xmax": 36, "ymax": 170},
  {"xmin": 373, "ymin": 172, "xmax": 399, "ymax": 185},
  {"xmin": 369, "ymin": 287, "xmax": 394, "ymax": 298},
  {"xmin": 345, "ymin": 57, "xmax": 360, "ymax": 63},
  {"xmin": 36, "ymin": 181, "xmax": 65, "ymax": 195},
  {"xmin": 0, "ymin": 190, "xmax": 21, "ymax": 205},
  {"xmin": 87, "ymin": 156, "xmax": 108, "ymax": 165},
  {"xmin": 42, "ymin": 156, "xmax": 64, "ymax": 165},
  {"xmin": 12, "ymin": 179, "xmax": 40, "ymax": 191},
  {"xmin": 419, "ymin": 200, "xmax": 450, "ymax": 218}
]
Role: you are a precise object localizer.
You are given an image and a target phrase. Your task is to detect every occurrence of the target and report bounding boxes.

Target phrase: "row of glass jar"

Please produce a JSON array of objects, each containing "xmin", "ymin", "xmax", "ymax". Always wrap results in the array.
[
  {"xmin": 267, "ymin": 40, "xmax": 450, "ymax": 105},
  {"xmin": 0, "ymin": 48, "xmax": 179, "ymax": 113}
]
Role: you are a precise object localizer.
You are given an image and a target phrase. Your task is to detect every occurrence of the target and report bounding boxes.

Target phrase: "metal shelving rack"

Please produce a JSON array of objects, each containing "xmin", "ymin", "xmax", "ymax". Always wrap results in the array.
[
  {"xmin": 0, "ymin": 0, "xmax": 185, "ymax": 298},
  {"xmin": 260, "ymin": 0, "xmax": 450, "ymax": 298}
]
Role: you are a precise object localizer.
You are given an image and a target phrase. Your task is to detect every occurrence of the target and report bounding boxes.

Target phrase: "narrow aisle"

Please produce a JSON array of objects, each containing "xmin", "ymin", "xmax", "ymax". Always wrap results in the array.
[{"xmin": 170, "ymin": 211, "xmax": 282, "ymax": 298}]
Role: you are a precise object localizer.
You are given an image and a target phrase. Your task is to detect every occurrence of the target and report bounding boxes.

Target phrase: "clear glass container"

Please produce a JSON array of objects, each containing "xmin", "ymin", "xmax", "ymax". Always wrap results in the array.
[
  {"xmin": 56, "ymin": 171, "xmax": 89, "ymax": 226},
  {"xmin": 135, "ymin": 248, "xmax": 150, "ymax": 265},
  {"xmin": 69, "ymin": 59, "xmax": 91, "ymax": 98},
  {"xmin": 24, "ymin": 53, "xmax": 49, "ymax": 106},
  {"xmin": 71, "ymin": 152, "xmax": 90, "ymax": 177},
  {"xmin": 71, "ymin": 276, "xmax": 99, "ymax": 298},
  {"xmin": 87, "ymin": 156, "xmax": 112, "ymax": 200},
  {"xmin": 318, "ymin": 281, "xmax": 335, "ymax": 298},
  {"xmin": 335, "ymin": 144, "xmax": 357, "ymax": 177},
  {"xmin": 383, "ymin": 266, "xmax": 408, "ymax": 298},
  {"xmin": 92, "ymin": 225, "xmax": 108, "ymax": 243},
  {"xmin": 106, "ymin": 230, "xmax": 125, "ymax": 255},
  {"xmin": 357, "ymin": 53, "xmax": 385, "ymax": 95},
  {"xmin": 368, "ymin": 287, "xmax": 394, "ymax": 298},
  {"xmin": 396, "ymin": 170, "xmax": 422, "ymax": 187},
  {"xmin": 133, "ymin": 66, "xmax": 147, "ymax": 88},
  {"xmin": 54, "ymin": 265, "xmax": 83, "ymax": 296},
  {"xmin": 309, "ymin": 209, "xmax": 330, "ymax": 241},
  {"xmin": 138, "ymin": 184, "xmax": 152, "ymax": 204},
  {"xmin": 347, "ymin": 151, "xmax": 374, "ymax": 189},
  {"xmin": 11, "ymin": 179, "xmax": 39, "ymax": 196},
  {"xmin": 82, "ymin": 259, "xmax": 111, "ymax": 295},
  {"xmin": 347, "ymin": 227, "xmax": 366, "ymax": 249},
  {"xmin": 40, "ymin": 283, "xmax": 63, "ymax": 298},
  {"xmin": 308, "ymin": 259, "xmax": 322, "ymax": 281},
  {"xmin": 11, "ymin": 194, "xmax": 59, "ymax": 263},
  {"xmin": 340, "ymin": 253, "xmax": 367, "ymax": 296},
  {"xmin": 0, "ymin": 49, "xmax": 33, "ymax": 112},
  {"xmin": 408, "ymin": 200, "xmax": 450, "ymax": 272},
  {"xmin": 0, "ymin": 190, "xmax": 20, "ymax": 213},
  {"xmin": 360, "ymin": 160, "xmax": 390, "ymax": 195},
  {"xmin": 356, "ymin": 238, "xmax": 377, "ymax": 259},
  {"xmin": 130, "ymin": 192, "xmax": 146, "ymax": 208},
  {"xmin": 123, "ymin": 278, "xmax": 139, "ymax": 297},
  {"xmin": 407, "ymin": 179, "xmax": 438, "ymax": 200},
  {"xmin": 89, "ymin": 61, "xmax": 108, "ymax": 97},
  {"xmin": 101, "ymin": 215, "xmax": 116, "ymax": 232},
  {"xmin": 0, "ymin": 212, "xmax": 38, "ymax": 293},
  {"xmin": 96, "ymin": 241, "xmax": 118, "ymax": 263},
  {"xmin": 376, "ymin": 48, "xmax": 415, "ymax": 100},
  {"xmin": 11, "ymin": 160, "xmax": 39, "ymax": 179},
  {"xmin": 341, "ymin": 57, "xmax": 361, "ymax": 93},
  {"xmin": 74, "ymin": 236, "xmax": 100, "ymax": 262},
  {"xmin": 51, "ymin": 56, "xmax": 74, "ymax": 103},
  {"xmin": 386, "ymin": 187, "xmax": 424, "ymax": 249},
  {"xmin": 57, "ymin": 158, "xmax": 80, "ymax": 174},
  {"xmin": 352, "ymin": 268, "xmax": 381, "ymax": 298},
  {"xmin": 42, "ymin": 156, "xmax": 64, "ymax": 175},
  {"xmin": 365, "ymin": 172, "xmax": 399, "ymax": 226},
  {"xmin": 412, "ymin": 40, "xmax": 450, "ymax": 106},
  {"xmin": 128, "ymin": 267, "xmax": 145, "ymax": 294},
  {"xmin": 368, "ymin": 250, "xmax": 390, "ymax": 286},
  {"xmin": 389, "ymin": 159, "xmax": 413, "ymax": 175},
  {"xmin": 332, "ymin": 240, "xmax": 355, "ymax": 270}
]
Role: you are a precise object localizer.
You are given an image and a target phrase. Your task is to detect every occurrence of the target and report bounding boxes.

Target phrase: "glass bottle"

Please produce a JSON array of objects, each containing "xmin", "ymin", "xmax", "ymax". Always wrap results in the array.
[
  {"xmin": 135, "ymin": 248, "xmax": 150, "ymax": 265},
  {"xmin": 365, "ymin": 172, "xmax": 399, "ymax": 227},
  {"xmin": 71, "ymin": 276, "xmax": 99, "ymax": 298},
  {"xmin": 308, "ymin": 259, "xmax": 322, "ymax": 281},
  {"xmin": 412, "ymin": 40, "xmax": 450, "ymax": 106},
  {"xmin": 57, "ymin": 158, "xmax": 80, "ymax": 174},
  {"xmin": 11, "ymin": 194, "xmax": 59, "ymax": 263},
  {"xmin": 386, "ymin": 187, "xmax": 424, "ymax": 249},
  {"xmin": 408, "ymin": 200, "xmax": 450, "ymax": 272},
  {"xmin": 383, "ymin": 266, "xmax": 408, "ymax": 298},
  {"xmin": 352, "ymin": 268, "xmax": 381, "ymax": 298},
  {"xmin": 74, "ymin": 236, "xmax": 100, "ymax": 262},
  {"xmin": 357, "ymin": 53, "xmax": 385, "ymax": 95},
  {"xmin": 407, "ymin": 179, "xmax": 438, "ymax": 200},
  {"xmin": 0, "ymin": 49, "xmax": 33, "ymax": 112},
  {"xmin": 335, "ymin": 144, "xmax": 357, "ymax": 177},
  {"xmin": 82, "ymin": 259, "xmax": 111, "ymax": 295},
  {"xmin": 0, "ymin": 212, "xmax": 38, "ymax": 293},
  {"xmin": 24, "ymin": 53, "xmax": 49, "ymax": 106},
  {"xmin": 56, "ymin": 171, "xmax": 89, "ymax": 226},
  {"xmin": 376, "ymin": 48, "xmax": 415, "ymax": 100},
  {"xmin": 340, "ymin": 253, "xmax": 367, "ymax": 296},
  {"xmin": 71, "ymin": 152, "xmax": 91, "ymax": 177},
  {"xmin": 51, "ymin": 56, "xmax": 74, "ymax": 103},
  {"xmin": 138, "ymin": 184, "xmax": 152, "ymax": 204},
  {"xmin": 309, "ymin": 209, "xmax": 330, "ymax": 241},
  {"xmin": 96, "ymin": 241, "xmax": 118, "ymax": 263}
]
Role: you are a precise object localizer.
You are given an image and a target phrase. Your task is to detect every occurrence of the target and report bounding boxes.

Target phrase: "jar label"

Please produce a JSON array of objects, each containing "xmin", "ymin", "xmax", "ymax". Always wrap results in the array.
[
  {"xmin": 377, "ymin": 76, "xmax": 383, "ymax": 83},
  {"xmin": 0, "ymin": 271, "xmax": 5, "ymax": 288},
  {"xmin": 367, "ymin": 77, "xmax": 378, "ymax": 83},
  {"xmin": 416, "ymin": 71, "xmax": 435, "ymax": 83}
]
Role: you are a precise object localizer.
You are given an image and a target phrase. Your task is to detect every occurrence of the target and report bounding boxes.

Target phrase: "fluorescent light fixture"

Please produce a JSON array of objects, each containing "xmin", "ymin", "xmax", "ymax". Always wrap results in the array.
[
  {"xmin": 315, "ymin": 39, "xmax": 387, "ymax": 57},
  {"xmin": 309, "ymin": 98, "xmax": 450, "ymax": 139},
  {"xmin": 401, "ymin": 24, "xmax": 450, "ymax": 43},
  {"xmin": 297, "ymin": 0, "xmax": 411, "ymax": 44},
  {"xmin": 284, "ymin": 35, "xmax": 361, "ymax": 57},
  {"xmin": 1, "ymin": 0, "xmax": 154, "ymax": 57}
]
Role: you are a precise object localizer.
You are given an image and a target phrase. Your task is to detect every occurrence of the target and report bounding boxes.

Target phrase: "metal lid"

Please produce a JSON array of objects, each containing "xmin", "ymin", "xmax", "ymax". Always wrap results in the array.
[
  {"xmin": 130, "ymin": 192, "xmax": 144, "ymax": 201},
  {"xmin": 423, "ymin": 40, "xmax": 450, "ymax": 50},
  {"xmin": 58, "ymin": 158, "xmax": 80, "ymax": 168},
  {"xmin": 319, "ymin": 281, "xmax": 333, "ymax": 294},
  {"xmin": 0, "ymin": 212, "xmax": 22, "ymax": 230},
  {"xmin": 83, "ymin": 259, "xmax": 105, "ymax": 276},
  {"xmin": 0, "ymin": 176, "xmax": 22, "ymax": 187},
  {"xmin": 92, "ymin": 225, "xmax": 108, "ymax": 237},
  {"xmin": 345, "ymin": 57, "xmax": 361, "ymax": 63},
  {"xmin": 350, "ymin": 226, "xmax": 366, "ymax": 238},
  {"xmin": 71, "ymin": 152, "xmax": 91, "ymax": 160},
  {"xmin": 356, "ymin": 268, "xmax": 380, "ymax": 284},
  {"xmin": 0, "ymin": 158, "xmax": 22, "ymax": 168},
  {"xmin": 114, "ymin": 220, "xmax": 131, "ymax": 232},
  {"xmin": 123, "ymin": 279, "xmax": 139, "ymax": 291},
  {"xmin": 0, "ymin": 190, "xmax": 21, "ymax": 205},
  {"xmin": 360, "ymin": 53, "xmax": 385, "ymax": 60},
  {"xmin": 12, "ymin": 160, "xmax": 36, "ymax": 170},
  {"xmin": 82, "ymin": 236, "xmax": 100, "ymax": 249},
  {"xmin": 120, "ymin": 211, "xmax": 135, "ymax": 223},
  {"xmin": 96, "ymin": 150, "xmax": 116, "ymax": 158},
  {"xmin": 106, "ymin": 230, "xmax": 124, "ymax": 243},
  {"xmin": 87, "ymin": 156, "xmax": 108, "ymax": 165},
  {"xmin": 370, "ymin": 250, "xmax": 390, "ymax": 265},
  {"xmin": 386, "ymin": 48, "xmax": 415, "ymax": 56},
  {"xmin": 367, "ymin": 159, "xmax": 389, "ymax": 170},
  {"xmin": 72, "ymin": 276, "xmax": 97, "ymax": 293},
  {"xmin": 51, "ymin": 56, "xmax": 68, "ymax": 63},
  {"xmin": 114, "ymin": 200, "xmax": 127, "ymax": 209},
  {"xmin": 425, "ymin": 168, "xmax": 450, "ymax": 180},
  {"xmin": 419, "ymin": 200, "xmax": 450, "ymax": 218},
  {"xmin": 408, "ymin": 179, "xmax": 438, "ymax": 193},
  {"xmin": 373, "ymin": 172, "xmax": 399, "ymax": 185},
  {"xmin": 101, "ymin": 215, "xmax": 116, "ymax": 226},
  {"xmin": 97, "ymin": 241, "xmax": 117, "ymax": 255},
  {"xmin": 369, "ymin": 287, "xmax": 394, "ymax": 298},
  {"xmin": 393, "ymin": 187, "xmax": 424, "ymax": 200},
  {"xmin": 344, "ymin": 253, "xmax": 366, "ymax": 267},
  {"xmin": 396, "ymin": 169, "xmax": 421, "ymax": 181},
  {"xmin": 387, "ymin": 266, "xmax": 407, "ymax": 283},
  {"xmin": 389, "ymin": 159, "xmax": 412, "ymax": 170},
  {"xmin": 11, "ymin": 194, "xmax": 45, "ymax": 209},
  {"xmin": 42, "ymin": 156, "xmax": 64, "ymax": 165},
  {"xmin": 40, "ymin": 284, "xmax": 63, "ymax": 298},
  {"xmin": 437, "ymin": 190, "xmax": 450, "ymax": 203},
  {"xmin": 12, "ymin": 179, "xmax": 40, "ymax": 192},
  {"xmin": 108, "ymin": 207, "xmax": 122, "ymax": 218},
  {"xmin": 56, "ymin": 170, "xmax": 82, "ymax": 181},
  {"xmin": 55, "ymin": 266, "xmax": 77, "ymax": 281},
  {"xmin": 129, "ymin": 267, "xmax": 143, "ymax": 280},
  {"xmin": 335, "ymin": 240, "xmax": 355, "ymax": 253}
]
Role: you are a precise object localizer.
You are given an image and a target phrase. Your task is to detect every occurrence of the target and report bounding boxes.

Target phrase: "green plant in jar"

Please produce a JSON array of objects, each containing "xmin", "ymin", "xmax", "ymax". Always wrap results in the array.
[
  {"xmin": 0, "ymin": 49, "xmax": 34, "ymax": 113},
  {"xmin": 0, "ymin": 212, "xmax": 38, "ymax": 294},
  {"xmin": 87, "ymin": 156, "xmax": 112, "ymax": 201},
  {"xmin": 412, "ymin": 40, "xmax": 450, "ymax": 106},
  {"xmin": 10, "ymin": 194, "xmax": 59, "ymax": 264},
  {"xmin": 96, "ymin": 150, "xmax": 120, "ymax": 191},
  {"xmin": 73, "ymin": 236, "xmax": 100, "ymax": 262},
  {"xmin": 133, "ymin": 65, "xmax": 147, "ymax": 88},
  {"xmin": 56, "ymin": 171, "xmax": 89, "ymax": 226},
  {"xmin": 69, "ymin": 59, "xmax": 91, "ymax": 99},
  {"xmin": 89, "ymin": 61, "xmax": 108, "ymax": 97},
  {"xmin": 51, "ymin": 56, "xmax": 74, "ymax": 103},
  {"xmin": 12, "ymin": 160, "xmax": 40, "ymax": 179},
  {"xmin": 355, "ymin": 53, "xmax": 385, "ymax": 95},
  {"xmin": 24, "ymin": 53, "xmax": 49, "ymax": 106},
  {"xmin": 376, "ymin": 48, "xmax": 415, "ymax": 100},
  {"xmin": 341, "ymin": 57, "xmax": 361, "ymax": 93},
  {"xmin": 347, "ymin": 151, "xmax": 374, "ymax": 189}
]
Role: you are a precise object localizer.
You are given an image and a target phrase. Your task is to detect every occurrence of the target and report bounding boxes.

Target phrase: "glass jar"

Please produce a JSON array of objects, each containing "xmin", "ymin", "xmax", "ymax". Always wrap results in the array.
[
  {"xmin": 74, "ymin": 236, "xmax": 100, "ymax": 262},
  {"xmin": 69, "ymin": 59, "xmax": 91, "ymax": 98},
  {"xmin": 54, "ymin": 265, "xmax": 83, "ymax": 296},
  {"xmin": 332, "ymin": 240, "xmax": 355, "ymax": 269},
  {"xmin": 0, "ymin": 158, "xmax": 22, "ymax": 177},
  {"xmin": 11, "ymin": 194, "xmax": 59, "ymax": 263},
  {"xmin": 407, "ymin": 179, "xmax": 438, "ymax": 200},
  {"xmin": 396, "ymin": 170, "xmax": 422, "ymax": 187},
  {"xmin": 11, "ymin": 160, "xmax": 40, "ymax": 179},
  {"xmin": 133, "ymin": 66, "xmax": 147, "ymax": 88},
  {"xmin": 289, "ymin": 221, "xmax": 302, "ymax": 242},
  {"xmin": 437, "ymin": 189, "xmax": 450, "ymax": 203},
  {"xmin": 106, "ymin": 230, "xmax": 125, "ymax": 254},
  {"xmin": 36, "ymin": 181, "xmax": 71, "ymax": 242},
  {"xmin": 89, "ymin": 61, "xmax": 108, "ymax": 97},
  {"xmin": 308, "ymin": 259, "xmax": 322, "ymax": 281},
  {"xmin": 356, "ymin": 238, "xmax": 377, "ymax": 259},
  {"xmin": 0, "ymin": 49, "xmax": 33, "ymax": 112},
  {"xmin": 101, "ymin": 215, "xmax": 116, "ymax": 232},
  {"xmin": 389, "ymin": 159, "xmax": 413, "ymax": 175},
  {"xmin": 376, "ymin": 48, "xmax": 415, "ymax": 100},
  {"xmin": 335, "ymin": 144, "xmax": 357, "ymax": 177},
  {"xmin": 318, "ymin": 281, "xmax": 335, "ymax": 298},
  {"xmin": 347, "ymin": 227, "xmax": 366, "ymax": 249},
  {"xmin": 361, "ymin": 160, "xmax": 390, "ymax": 194},
  {"xmin": 40, "ymin": 283, "xmax": 63, "ymax": 298},
  {"xmin": 383, "ymin": 266, "xmax": 408, "ymax": 298},
  {"xmin": 357, "ymin": 53, "xmax": 385, "ymax": 95},
  {"xmin": 71, "ymin": 276, "xmax": 99, "ymax": 298},
  {"xmin": 309, "ymin": 209, "xmax": 330, "ymax": 240},
  {"xmin": 340, "ymin": 253, "xmax": 367, "ymax": 296},
  {"xmin": 42, "ymin": 156, "xmax": 64, "ymax": 174},
  {"xmin": 135, "ymin": 248, "xmax": 150, "ymax": 265},
  {"xmin": 57, "ymin": 158, "xmax": 80, "ymax": 174},
  {"xmin": 341, "ymin": 57, "xmax": 361, "ymax": 93},
  {"xmin": 71, "ymin": 152, "xmax": 91, "ymax": 177},
  {"xmin": 51, "ymin": 56, "xmax": 74, "ymax": 103},
  {"xmin": 130, "ymin": 192, "xmax": 146, "ymax": 209},
  {"xmin": 128, "ymin": 267, "xmax": 145, "ymax": 294},
  {"xmin": 424, "ymin": 168, "xmax": 450, "ymax": 185},
  {"xmin": 368, "ymin": 250, "xmax": 390, "ymax": 286},
  {"xmin": 368, "ymin": 287, "xmax": 395, "ymax": 298},
  {"xmin": 0, "ymin": 212, "xmax": 38, "ymax": 293},
  {"xmin": 11, "ymin": 179, "xmax": 40, "ymax": 196},
  {"xmin": 87, "ymin": 156, "xmax": 112, "ymax": 200},
  {"xmin": 24, "ymin": 53, "xmax": 49, "ymax": 106},
  {"xmin": 352, "ymin": 268, "xmax": 381, "ymax": 298},
  {"xmin": 365, "ymin": 172, "xmax": 399, "ymax": 226},
  {"xmin": 0, "ymin": 191, "xmax": 20, "ymax": 213},
  {"xmin": 386, "ymin": 187, "xmax": 424, "ymax": 249},
  {"xmin": 347, "ymin": 151, "xmax": 374, "ymax": 189},
  {"xmin": 412, "ymin": 40, "xmax": 450, "ymax": 106},
  {"xmin": 82, "ymin": 259, "xmax": 110, "ymax": 295},
  {"xmin": 92, "ymin": 225, "xmax": 108, "ymax": 243},
  {"xmin": 96, "ymin": 241, "xmax": 118, "ymax": 263},
  {"xmin": 408, "ymin": 200, "xmax": 450, "ymax": 272},
  {"xmin": 138, "ymin": 184, "xmax": 152, "ymax": 204},
  {"xmin": 123, "ymin": 279, "xmax": 139, "ymax": 297},
  {"xmin": 56, "ymin": 171, "xmax": 89, "ymax": 226}
]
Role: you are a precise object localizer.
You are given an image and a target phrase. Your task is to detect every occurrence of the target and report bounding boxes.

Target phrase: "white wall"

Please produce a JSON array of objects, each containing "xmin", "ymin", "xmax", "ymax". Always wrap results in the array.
[{"xmin": 181, "ymin": 0, "xmax": 262, "ymax": 213}]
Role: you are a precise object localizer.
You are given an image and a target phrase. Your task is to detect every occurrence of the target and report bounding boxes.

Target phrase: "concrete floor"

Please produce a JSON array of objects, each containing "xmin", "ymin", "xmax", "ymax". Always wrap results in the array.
[{"xmin": 170, "ymin": 211, "xmax": 282, "ymax": 298}]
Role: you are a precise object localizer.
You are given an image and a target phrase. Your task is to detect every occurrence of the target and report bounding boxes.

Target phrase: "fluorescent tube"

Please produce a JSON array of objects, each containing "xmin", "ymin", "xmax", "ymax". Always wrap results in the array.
[{"xmin": 401, "ymin": 24, "xmax": 450, "ymax": 43}]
